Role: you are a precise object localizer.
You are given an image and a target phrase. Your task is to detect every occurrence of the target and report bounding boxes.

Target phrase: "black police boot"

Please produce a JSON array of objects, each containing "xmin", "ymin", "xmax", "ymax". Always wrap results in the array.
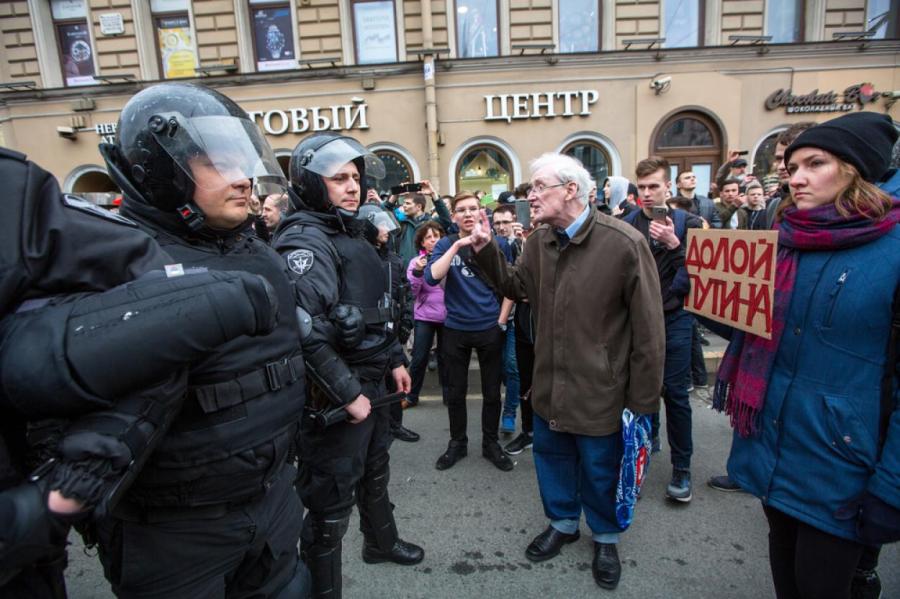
[
  {"xmin": 358, "ymin": 457, "xmax": 426, "ymax": 566},
  {"xmin": 302, "ymin": 514, "xmax": 350, "ymax": 599},
  {"xmin": 362, "ymin": 538, "xmax": 424, "ymax": 565}
]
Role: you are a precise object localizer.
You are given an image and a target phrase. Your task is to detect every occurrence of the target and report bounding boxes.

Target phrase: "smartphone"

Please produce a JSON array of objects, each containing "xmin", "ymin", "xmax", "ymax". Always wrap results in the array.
[
  {"xmin": 651, "ymin": 206, "xmax": 668, "ymax": 221},
  {"xmin": 514, "ymin": 200, "xmax": 531, "ymax": 229},
  {"xmin": 736, "ymin": 150, "xmax": 749, "ymax": 156},
  {"xmin": 390, "ymin": 182, "xmax": 423, "ymax": 195}
]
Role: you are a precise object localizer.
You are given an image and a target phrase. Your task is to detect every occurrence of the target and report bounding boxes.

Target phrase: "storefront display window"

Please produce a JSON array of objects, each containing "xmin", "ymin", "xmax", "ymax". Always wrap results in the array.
[
  {"xmin": 663, "ymin": 0, "xmax": 702, "ymax": 48},
  {"xmin": 352, "ymin": 0, "xmax": 398, "ymax": 64},
  {"xmin": 766, "ymin": 0, "xmax": 802, "ymax": 43},
  {"xmin": 867, "ymin": 0, "xmax": 900, "ymax": 39},
  {"xmin": 752, "ymin": 131, "xmax": 782, "ymax": 181},
  {"xmin": 455, "ymin": 0, "xmax": 499, "ymax": 58},
  {"xmin": 51, "ymin": 0, "xmax": 96, "ymax": 87},
  {"xmin": 563, "ymin": 141, "xmax": 609, "ymax": 190},
  {"xmin": 559, "ymin": 0, "xmax": 599, "ymax": 53},
  {"xmin": 370, "ymin": 150, "xmax": 412, "ymax": 196},
  {"xmin": 152, "ymin": 0, "xmax": 198, "ymax": 79},
  {"xmin": 250, "ymin": 1, "xmax": 297, "ymax": 71},
  {"xmin": 456, "ymin": 146, "xmax": 511, "ymax": 197}
]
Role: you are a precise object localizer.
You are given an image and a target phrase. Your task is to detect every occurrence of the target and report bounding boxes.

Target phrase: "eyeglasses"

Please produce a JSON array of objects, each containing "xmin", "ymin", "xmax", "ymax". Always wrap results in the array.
[
  {"xmin": 529, "ymin": 182, "xmax": 567, "ymax": 195},
  {"xmin": 454, "ymin": 207, "xmax": 480, "ymax": 214}
]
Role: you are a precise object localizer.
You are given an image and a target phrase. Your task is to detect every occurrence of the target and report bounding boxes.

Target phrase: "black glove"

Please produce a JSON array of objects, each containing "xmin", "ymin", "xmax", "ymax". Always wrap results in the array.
[
  {"xmin": 330, "ymin": 304, "xmax": 365, "ymax": 349},
  {"xmin": 857, "ymin": 491, "xmax": 900, "ymax": 545}
]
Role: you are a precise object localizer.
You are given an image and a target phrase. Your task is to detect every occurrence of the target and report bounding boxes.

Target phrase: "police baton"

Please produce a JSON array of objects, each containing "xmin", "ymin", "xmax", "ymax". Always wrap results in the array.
[{"xmin": 311, "ymin": 391, "xmax": 407, "ymax": 428}]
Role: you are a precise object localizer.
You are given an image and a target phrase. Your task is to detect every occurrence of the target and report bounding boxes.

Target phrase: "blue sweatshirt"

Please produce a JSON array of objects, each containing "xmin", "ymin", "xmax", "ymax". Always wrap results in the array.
[{"xmin": 425, "ymin": 236, "xmax": 511, "ymax": 331}]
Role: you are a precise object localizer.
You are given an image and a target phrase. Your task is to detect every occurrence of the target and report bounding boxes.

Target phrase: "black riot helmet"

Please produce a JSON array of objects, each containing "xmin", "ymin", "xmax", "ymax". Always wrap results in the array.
[
  {"xmin": 288, "ymin": 132, "xmax": 385, "ymax": 215},
  {"xmin": 99, "ymin": 82, "xmax": 286, "ymax": 230}
]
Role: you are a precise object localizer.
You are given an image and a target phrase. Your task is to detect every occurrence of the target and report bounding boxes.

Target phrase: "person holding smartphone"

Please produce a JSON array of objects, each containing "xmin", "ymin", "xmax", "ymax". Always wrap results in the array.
[
  {"xmin": 623, "ymin": 156, "xmax": 700, "ymax": 504},
  {"xmin": 380, "ymin": 180, "xmax": 452, "ymax": 266}
]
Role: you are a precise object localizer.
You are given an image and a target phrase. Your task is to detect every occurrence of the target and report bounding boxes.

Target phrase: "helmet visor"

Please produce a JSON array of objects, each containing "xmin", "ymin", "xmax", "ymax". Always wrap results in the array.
[
  {"xmin": 298, "ymin": 136, "xmax": 385, "ymax": 180},
  {"xmin": 151, "ymin": 114, "xmax": 287, "ymax": 192}
]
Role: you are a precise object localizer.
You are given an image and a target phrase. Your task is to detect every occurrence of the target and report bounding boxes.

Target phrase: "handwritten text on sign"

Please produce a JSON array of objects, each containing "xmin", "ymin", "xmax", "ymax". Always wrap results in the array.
[{"xmin": 683, "ymin": 230, "xmax": 778, "ymax": 339}]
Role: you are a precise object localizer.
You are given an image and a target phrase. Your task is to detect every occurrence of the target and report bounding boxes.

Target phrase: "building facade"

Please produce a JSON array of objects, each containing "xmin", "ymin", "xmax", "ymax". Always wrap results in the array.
[{"xmin": 1, "ymin": 0, "xmax": 898, "ymax": 204}]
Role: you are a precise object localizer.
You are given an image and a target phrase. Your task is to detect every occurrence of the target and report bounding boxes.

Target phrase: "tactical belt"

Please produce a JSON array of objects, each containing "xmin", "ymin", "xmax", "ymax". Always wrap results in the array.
[
  {"xmin": 360, "ymin": 305, "xmax": 397, "ymax": 325},
  {"xmin": 189, "ymin": 355, "xmax": 305, "ymax": 414}
]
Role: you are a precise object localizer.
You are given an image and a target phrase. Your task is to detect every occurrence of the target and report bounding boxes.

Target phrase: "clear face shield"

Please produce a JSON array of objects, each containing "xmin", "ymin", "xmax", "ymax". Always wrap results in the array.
[
  {"xmin": 296, "ymin": 136, "xmax": 386, "ymax": 180},
  {"xmin": 149, "ymin": 113, "xmax": 287, "ymax": 196}
]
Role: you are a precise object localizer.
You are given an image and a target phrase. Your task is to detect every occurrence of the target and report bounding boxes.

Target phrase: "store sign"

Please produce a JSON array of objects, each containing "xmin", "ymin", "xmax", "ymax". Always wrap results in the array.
[
  {"xmin": 247, "ymin": 102, "xmax": 369, "ymax": 135},
  {"xmin": 484, "ymin": 90, "xmax": 599, "ymax": 123},
  {"xmin": 95, "ymin": 122, "xmax": 117, "ymax": 144},
  {"xmin": 764, "ymin": 83, "xmax": 881, "ymax": 114}
]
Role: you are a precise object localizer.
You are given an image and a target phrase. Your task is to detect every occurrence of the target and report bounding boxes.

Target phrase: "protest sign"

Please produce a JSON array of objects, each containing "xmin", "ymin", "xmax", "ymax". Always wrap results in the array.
[{"xmin": 683, "ymin": 229, "xmax": 778, "ymax": 339}]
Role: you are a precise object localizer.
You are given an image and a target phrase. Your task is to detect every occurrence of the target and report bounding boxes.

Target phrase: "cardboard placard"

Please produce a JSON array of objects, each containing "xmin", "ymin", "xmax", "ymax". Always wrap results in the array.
[{"xmin": 683, "ymin": 229, "xmax": 778, "ymax": 339}]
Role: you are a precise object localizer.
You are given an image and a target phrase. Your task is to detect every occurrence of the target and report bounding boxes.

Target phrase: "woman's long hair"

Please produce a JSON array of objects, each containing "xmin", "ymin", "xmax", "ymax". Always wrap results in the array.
[{"xmin": 776, "ymin": 157, "xmax": 894, "ymax": 222}]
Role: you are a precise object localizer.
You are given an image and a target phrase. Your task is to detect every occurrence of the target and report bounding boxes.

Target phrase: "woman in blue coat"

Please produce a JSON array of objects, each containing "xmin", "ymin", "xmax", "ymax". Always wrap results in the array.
[{"xmin": 718, "ymin": 112, "xmax": 900, "ymax": 599}]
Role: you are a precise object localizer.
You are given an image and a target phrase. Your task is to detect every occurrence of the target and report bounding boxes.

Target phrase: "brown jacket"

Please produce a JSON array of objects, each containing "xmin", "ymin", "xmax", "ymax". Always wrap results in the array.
[{"xmin": 474, "ymin": 205, "xmax": 665, "ymax": 436}]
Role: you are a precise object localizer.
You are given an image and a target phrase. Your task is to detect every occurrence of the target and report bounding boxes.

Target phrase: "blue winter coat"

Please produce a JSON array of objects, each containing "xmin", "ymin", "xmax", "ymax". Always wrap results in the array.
[{"xmin": 727, "ymin": 225, "xmax": 900, "ymax": 542}]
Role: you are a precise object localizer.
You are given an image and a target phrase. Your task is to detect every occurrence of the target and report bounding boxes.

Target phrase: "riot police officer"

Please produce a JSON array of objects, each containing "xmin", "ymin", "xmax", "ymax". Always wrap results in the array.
[
  {"xmin": 273, "ymin": 133, "xmax": 424, "ymax": 598},
  {"xmin": 97, "ymin": 83, "xmax": 309, "ymax": 598},
  {"xmin": 0, "ymin": 147, "xmax": 280, "ymax": 598}
]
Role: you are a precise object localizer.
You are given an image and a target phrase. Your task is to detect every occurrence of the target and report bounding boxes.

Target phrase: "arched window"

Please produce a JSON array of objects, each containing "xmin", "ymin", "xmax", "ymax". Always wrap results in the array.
[
  {"xmin": 455, "ymin": 145, "xmax": 512, "ymax": 198},
  {"xmin": 752, "ymin": 130, "xmax": 784, "ymax": 182},
  {"xmin": 651, "ymin": 110, "xmax": 723, "ymax": 196},
  {"xmin": 66, "ymin": 166, "xmax": 119, "ymax": 206},
  {"xmin": 367, "ymin": 149, "xmax": 413, "ymax": 196},
  {"xmin": 562, "ymin": 140, "xmax": 610, "ymax": 190}
]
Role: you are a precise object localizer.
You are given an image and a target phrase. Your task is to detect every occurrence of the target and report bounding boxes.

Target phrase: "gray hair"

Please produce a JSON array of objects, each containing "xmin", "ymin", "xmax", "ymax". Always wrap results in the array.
[{"xmin": 529, "ymin": 152, "xmax": 592, "ymax": 207}]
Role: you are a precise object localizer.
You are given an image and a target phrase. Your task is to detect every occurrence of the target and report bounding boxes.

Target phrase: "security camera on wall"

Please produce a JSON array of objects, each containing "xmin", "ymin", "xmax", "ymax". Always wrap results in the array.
[{"xmin": 650, "ymin": 76, "xmax": 671, "ymax": 95}]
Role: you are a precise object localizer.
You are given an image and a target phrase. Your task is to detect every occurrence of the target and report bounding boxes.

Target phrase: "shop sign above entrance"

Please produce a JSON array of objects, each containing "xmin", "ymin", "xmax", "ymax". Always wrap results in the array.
[
  {"xmin": 484, "ymin": 90, "xmax": 599, "ymax": 123},
  {"xmin": 247, "ymin": 101, "xmax": 369, "ymax": 135},
  {"xmin": 764, "ymin": 83, "xmax": 881, "ymax": 114}
]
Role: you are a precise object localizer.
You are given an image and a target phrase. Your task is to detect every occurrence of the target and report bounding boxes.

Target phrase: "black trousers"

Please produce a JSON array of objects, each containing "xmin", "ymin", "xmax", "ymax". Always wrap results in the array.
[
  {"xmin": 441, "ymin": 325, "xmax": 504, "ymax": 445},
  {"xmin": 514, "ymin": 337, "xmax": 535, "ymax": 434},
  {"xmin": 95, "ymin": 464, "xmax": 304, "ymax": 599},
  {"xmin": 763, "ymin": 505, "xmax": 865, "ymax": 599},
  {"xmin": 297, "ymin": 379, "xmax": 393, "ymax": 518}
]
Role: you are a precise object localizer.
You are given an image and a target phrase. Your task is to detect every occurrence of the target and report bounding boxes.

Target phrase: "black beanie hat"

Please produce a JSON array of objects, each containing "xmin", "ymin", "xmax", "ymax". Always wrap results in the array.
[{"xmin": 784, "ymin": 112, "xmax": 898, "ymax": 183}]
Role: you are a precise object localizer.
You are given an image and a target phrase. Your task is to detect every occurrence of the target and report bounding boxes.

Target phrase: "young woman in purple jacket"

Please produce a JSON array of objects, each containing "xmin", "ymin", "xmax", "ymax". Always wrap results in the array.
[{"xmin": 406, "ymin": 221, "xmax": 447, "ymax": 406}]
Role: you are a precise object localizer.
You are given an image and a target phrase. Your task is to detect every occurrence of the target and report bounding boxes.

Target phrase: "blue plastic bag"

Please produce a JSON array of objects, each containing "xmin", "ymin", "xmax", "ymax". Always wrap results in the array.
[{"xmin": 615, "ymin": 409, "xmax": 652, "ymax": 530}]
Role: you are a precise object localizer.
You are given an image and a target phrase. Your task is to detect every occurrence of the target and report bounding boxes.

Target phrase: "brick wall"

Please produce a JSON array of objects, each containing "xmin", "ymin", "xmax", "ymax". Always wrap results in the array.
[
  {"xmin": 721, "ymin": 0, "xmax": 763, "ymax": 37},
  {"xmin": 0, "ymin": 0, "xmax": 40, "ymax": 82},
  {"xmin": 510, "ymin": 0, "xmax": 553, "ymax": 45},
  {"xmin": 823, "ymin": 0, "xmax": 866, "ymax": 38},
  {"xmin": 297, "ymin": 0, "xmax": 343, "ymax": 60},
  {"xmin": 615, "ymin": 0, "xmax": 660, "ymax": 49},
  {"xmin": 89, "ymin": 0, "xmax": 141, "ymax": 78},
  {"xmin": 193, "ymin": 0, "xmax": 240, "ymax": 66}
]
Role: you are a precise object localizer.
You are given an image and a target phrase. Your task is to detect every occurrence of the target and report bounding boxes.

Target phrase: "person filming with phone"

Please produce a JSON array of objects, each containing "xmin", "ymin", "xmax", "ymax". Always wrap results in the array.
[{"xmin": 623, "ymin": 156, "xmax": 701, "ymax": 504}]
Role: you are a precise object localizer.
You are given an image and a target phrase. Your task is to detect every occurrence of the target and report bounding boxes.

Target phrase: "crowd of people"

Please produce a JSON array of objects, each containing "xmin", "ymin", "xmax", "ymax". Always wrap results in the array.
[{"xmin": 0, "ymin": 78, "xmax": 897, "ymax": 599}]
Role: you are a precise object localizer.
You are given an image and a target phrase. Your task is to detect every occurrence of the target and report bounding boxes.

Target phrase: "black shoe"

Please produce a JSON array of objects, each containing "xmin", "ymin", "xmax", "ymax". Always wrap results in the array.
[
  {"xmin": 391, "ymin": 424, "xmax": 420, "ymax": 443},
  {"xmin": 483, "ymin": 442, "xmax": 514, "ymax": 471},
  {"xmin": 362, "ymin": 539, "xmax": 425, "ymax": 565},
  {"xmin": 592, "ymin": 542, "xmax": 621, "ymax": 589},
  {"xmin": 435, "ymin": 443, "xmax": 467, "ymax": 470},
  {"xmin": 707, "ymin": 475, "xmax": 744, "ymax": 493},
  {"xmin": 504, "ymin": 432, "xmax": 533, "ymax": 455},
  {"xmin": 850, "ymin": 568, "xmax": 882, "ymax": 599},
  {"xmin": 525, "ymin": 526, "xmax": 580, "ymax": 562}
]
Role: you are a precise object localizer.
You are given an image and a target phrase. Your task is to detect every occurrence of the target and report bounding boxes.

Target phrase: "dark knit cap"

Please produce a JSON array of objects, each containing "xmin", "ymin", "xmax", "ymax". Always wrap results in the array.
[
  {"xmin": 784, "ymin": 112, "xmax": 899, "ymax": 183},
  {"xmin": 497, "ymin": 190, "xmax": 514, "ymax": 204}
]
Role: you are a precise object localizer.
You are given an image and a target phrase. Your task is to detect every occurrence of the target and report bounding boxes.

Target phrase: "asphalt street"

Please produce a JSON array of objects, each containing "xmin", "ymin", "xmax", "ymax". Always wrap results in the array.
[{"xmin": 64, "ymin": 363, "xmax": 899, "ymax": 599}]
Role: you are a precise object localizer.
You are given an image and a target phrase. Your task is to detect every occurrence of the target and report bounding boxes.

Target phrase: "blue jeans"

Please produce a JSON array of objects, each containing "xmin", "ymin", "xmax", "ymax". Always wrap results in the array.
[
  {"xmin": 652, "ymin": 309, "xmax": 693, "ymax": 470},
  {"xmin": 407, "ymin": 320, "xmax": 443, "ymax": 404},
  {"xmin": 502, "ymin": 321, "xmax": 520, "ymax": 416},
  {"xmin": 533, "ymin": 415, "xmax": 622, "ymax": 542}
]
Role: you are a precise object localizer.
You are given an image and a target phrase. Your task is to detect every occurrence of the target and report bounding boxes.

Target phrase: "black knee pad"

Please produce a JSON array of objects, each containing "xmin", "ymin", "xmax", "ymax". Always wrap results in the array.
[{"xmin": 310, "ymin": 514, "xmax": 350, "ymax": 549}]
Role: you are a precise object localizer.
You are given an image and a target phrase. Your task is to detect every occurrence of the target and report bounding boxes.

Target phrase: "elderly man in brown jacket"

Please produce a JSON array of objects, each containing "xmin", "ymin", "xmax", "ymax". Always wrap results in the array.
[{"xmin": 461, "ymin": 152, "xmax": 665, "ymax": 591}]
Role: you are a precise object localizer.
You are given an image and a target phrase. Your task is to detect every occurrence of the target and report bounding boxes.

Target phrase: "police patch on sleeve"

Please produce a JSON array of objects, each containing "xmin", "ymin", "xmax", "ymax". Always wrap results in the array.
[
  {"xmin": 62, "ymin": 194, "xmax": 137, "ymax": 227},
  {"xmin": 286, "ymin": 249, "xmax": 315, "ymax": 275}
]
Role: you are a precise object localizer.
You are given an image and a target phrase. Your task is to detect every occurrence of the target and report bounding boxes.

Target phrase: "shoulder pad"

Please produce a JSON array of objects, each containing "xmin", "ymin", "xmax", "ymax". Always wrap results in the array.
[
  {"xmin": 0, "ymin": 147, "xmax": 27, "ymax": 162},
  {"xmin": 62, "ymin": 194, "xmax": 137, "ymax": 227}
]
